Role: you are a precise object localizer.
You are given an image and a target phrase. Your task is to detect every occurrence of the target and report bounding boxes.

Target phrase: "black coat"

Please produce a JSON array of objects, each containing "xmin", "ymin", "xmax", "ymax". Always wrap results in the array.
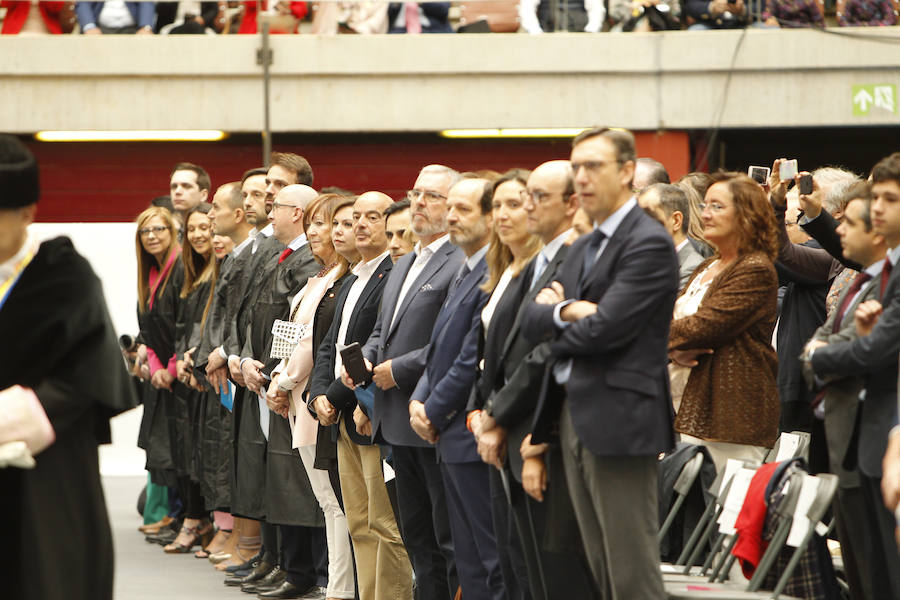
[
  {"xmin": 0, "ymin": 237, "xmax": 138, "ymax": 600},
  {"xmin": 136, "ymin": 257, "xmax": 183, "ymax": 486},
  {"xmin": 310, "ymin": 255, "xmax": 394, "ymax": 446}
]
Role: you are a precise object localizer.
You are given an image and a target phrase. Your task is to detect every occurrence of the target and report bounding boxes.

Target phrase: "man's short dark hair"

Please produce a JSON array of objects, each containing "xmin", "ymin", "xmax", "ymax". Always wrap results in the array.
[
  {"xmin": 572, "ymin": 127, "xmax": 637, "ymax": 164},
  {"xmin": 871, "ymin": 152, "xmax": 900, "ymax": 186},
  {"xmin": 384, "ymin": 198, "xmax": 411, "ymax": 219},
  {"xmin": 645, "ymin": 183, "xmax": 690, "ymax": 234},
  {"xmin": 636, "ymin": 158, "xmax": 670, "ymax": 185},
  {"xmin": 843, "ymin": 181, "xmax": 874, "ymax": 231},
  {"xmin": 241, "ymin": 167, "xmax": 268, "ymax": 185},
  {"xmin": 151, "ymin": 195, "xmax": 174, "ymax": 211},
  {"xmin": 170, "ymin": 162, "xmax": 211, "ymax": 191},
  {"xmin": 271, "ymin": 152, "xmax": 314, "ymax": 186},
  {"xmin": 321, "ymin": 186, "xmax": 355, "ymax": 196}
]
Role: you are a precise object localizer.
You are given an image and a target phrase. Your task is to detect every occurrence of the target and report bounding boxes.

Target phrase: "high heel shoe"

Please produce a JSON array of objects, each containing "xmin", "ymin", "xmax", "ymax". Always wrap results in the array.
[
  {"xmin": 195, "ymin": 528, "xmax": 230, "ymax": 559},
  {"xmin": 164, "ymin": 521, "xmax": 214, "ymax": 554}
]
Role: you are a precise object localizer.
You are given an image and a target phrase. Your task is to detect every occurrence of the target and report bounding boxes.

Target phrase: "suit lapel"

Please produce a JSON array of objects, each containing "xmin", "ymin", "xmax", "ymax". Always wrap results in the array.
[
  {"xmin": 578, "ymin": 206, "xmax": 640, "ymax": 296},
  {"xmin": 388, "ymin": 242, "xmax": 454, "ymax": 339},
  {"xmin": 432, "ymin": 259, "xmax": 486, "ymax": 341},
  {"xmin": 347, "ymin": 256, "xmax": 393, "ymax": 336}
]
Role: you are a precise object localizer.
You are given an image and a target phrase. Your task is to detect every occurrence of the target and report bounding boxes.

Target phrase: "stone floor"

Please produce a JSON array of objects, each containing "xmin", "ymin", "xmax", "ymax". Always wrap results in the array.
[{"xmin": 104, "ymin": 476, "xmax": 249, "ymax": 600}]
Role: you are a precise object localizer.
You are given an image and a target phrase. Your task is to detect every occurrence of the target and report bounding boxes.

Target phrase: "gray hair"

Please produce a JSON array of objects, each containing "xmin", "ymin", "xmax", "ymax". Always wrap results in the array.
[
  {"xmin": 419, "ymin": 164, "xmax": 462, "ymax": 188},
  {"xmin": 812, "ymin": 167, "xmax": 858, "ymax": 216}
]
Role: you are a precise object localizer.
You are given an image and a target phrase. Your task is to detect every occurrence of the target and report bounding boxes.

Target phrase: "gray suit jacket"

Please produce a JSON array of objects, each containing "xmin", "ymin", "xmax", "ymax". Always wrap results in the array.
[
  {"xmin": 812, "ymin": 261, "xmax": 900, "ymax": 478},
  {"xmin": 677, "ymin": 241, "xmax": 704, "ymax": 290},
  {"xmin": 808, "ymin": 270, "xmax": 875, "ymax": 488},
  {"xmin": 362, "ymin": 240, "xmax": 465, "ymax": 447}
]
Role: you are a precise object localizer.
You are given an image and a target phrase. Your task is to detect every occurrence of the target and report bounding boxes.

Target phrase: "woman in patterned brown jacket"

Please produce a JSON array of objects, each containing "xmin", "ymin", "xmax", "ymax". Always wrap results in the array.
[{"xmin": 668, "ymin": 173, "xmax": 781, "ymax": 474}]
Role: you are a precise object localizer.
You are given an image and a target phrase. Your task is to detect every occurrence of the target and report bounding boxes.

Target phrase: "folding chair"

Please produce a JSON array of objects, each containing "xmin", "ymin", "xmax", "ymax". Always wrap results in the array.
[
  {"xmin": 665, "ymin": 472, "xmax": 839, "ymax": 600},
  {"xmin": 659, "ymin": 452, "xmax": 706, "ymax": 544},
  {"xmin": 764, "ymin": 432, "xmax": 811, "ymax": 464}
]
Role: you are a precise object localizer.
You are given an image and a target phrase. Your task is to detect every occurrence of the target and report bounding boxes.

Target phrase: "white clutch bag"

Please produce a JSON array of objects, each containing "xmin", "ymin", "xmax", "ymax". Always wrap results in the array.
[{"xmin": 270, "ymin": 319, "xmax": 310, "ymax": 360}]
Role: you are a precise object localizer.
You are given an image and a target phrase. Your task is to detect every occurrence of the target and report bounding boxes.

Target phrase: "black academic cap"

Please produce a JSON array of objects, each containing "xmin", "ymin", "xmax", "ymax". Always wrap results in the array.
[{"xmin": 0, "ymin": 134, "xmax": 39, "ymax": 208}]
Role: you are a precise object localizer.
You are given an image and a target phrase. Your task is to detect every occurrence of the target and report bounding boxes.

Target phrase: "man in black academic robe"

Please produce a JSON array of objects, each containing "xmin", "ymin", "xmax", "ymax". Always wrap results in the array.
[{"xmin": 0, "ymin": 134, "xmax": 138, "ymax": 600}]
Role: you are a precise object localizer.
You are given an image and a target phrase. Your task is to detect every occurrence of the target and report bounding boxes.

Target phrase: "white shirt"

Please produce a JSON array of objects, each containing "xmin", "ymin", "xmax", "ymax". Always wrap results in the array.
[
  {"xmin": 553, "ymin": 198, "xmax": 637, "ymax": 384},
  {"xmin": 334, "ymin": 251, "xmax": 390, "ymax": 378},
  {"xmin": 0, "ymin": 230, "xmax": 38, "ymax": 290},
  {"xmin": 286, "ymin": 233, "xmax": 308, "ymax": 252},
  {"xmin": 482, "ymin": 266, "xmax": 514, "ymax": 332},
  {"xmin": 97, "ymin": 1, "xmax": 135, "ymax": 29},
  {"xmin": 231, "ymin": 234, "xmax": 253, "ymax": 258},
  {"xmin": 390, "ymin": 234, "xmax": 450, "ymax": 330},
  {"xmin": 532, "ymin": 228, "xmax": 571, "ymax": 290},
  {"xmin": 252, "ymin": 223, "xmax": 275, "ymax": 254}
]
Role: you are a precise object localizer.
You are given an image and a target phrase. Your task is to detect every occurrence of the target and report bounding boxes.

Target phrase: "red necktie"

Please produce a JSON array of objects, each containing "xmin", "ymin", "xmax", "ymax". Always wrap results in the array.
[
  {"xmin": 278, "ymin": 248, "xmax": 294, "ymax": 264},
  {"xmin": 880, "ymin": 259, "xmax": 893, "ymax": 300},
  {"xmin": 833, "ymin": 272, "xmax": 872, "ymax": 332}
]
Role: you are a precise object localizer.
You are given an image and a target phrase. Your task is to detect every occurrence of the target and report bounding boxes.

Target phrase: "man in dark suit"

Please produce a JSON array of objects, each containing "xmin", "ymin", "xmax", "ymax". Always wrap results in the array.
[
  {"xmin": 473, "ymin": 160, "xmax": 595, "ymax": 600},
  {"xmin": 522, "ymin": 128, "xmax": 678, "ymax": 599},
  {"xmin": 309, "ymin": 191, "xmax": 414, "ymax": 600},
  {"xmin": 637, "ymin": 183, "xmax": 704, "ymax": 289},
  {"xmin": 809, "ymin": 153, "xmax": 900, "ymax": 600},
  {"xmin": 348, "ymin": 165, "xmax": 465, "ymax": 600},
  {"xmin": 802, "ymin": 185, "xmax": 886, "ymax": 600},
  {"xmin": 407, "ymin": 178, "xmax": 502, "ymax": 600}
]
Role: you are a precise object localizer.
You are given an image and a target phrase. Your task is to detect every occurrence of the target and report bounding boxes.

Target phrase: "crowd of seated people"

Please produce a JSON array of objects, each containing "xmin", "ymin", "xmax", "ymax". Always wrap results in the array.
[{"xmin": 0, "ymin": 0, "xmax": 896, "ymax": 34}]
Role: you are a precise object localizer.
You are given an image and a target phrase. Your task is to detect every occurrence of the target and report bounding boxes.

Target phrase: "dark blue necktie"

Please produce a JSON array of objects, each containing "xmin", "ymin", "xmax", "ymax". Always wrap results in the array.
[{"xmin": 581, "ymin": 228, "xmax": 607, "ymax": 278}]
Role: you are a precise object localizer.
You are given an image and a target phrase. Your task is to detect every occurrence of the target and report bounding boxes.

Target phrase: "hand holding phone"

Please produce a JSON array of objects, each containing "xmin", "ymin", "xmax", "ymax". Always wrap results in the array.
[
  {"xmin": 779, "ymin": 159, "xmax": 798, "ymax": 182},
  {"xmin": 798, "ymin": 173, "xmax": 813, "ymax": 195},
  {"xmin": 340, "ymin": 342, "xmax": 373, "ymax": 387}
]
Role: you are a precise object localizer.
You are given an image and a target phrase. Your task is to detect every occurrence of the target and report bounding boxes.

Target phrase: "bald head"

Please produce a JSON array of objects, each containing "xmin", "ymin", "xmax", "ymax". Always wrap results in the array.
[
  {"xmin": 354, "ymin": 191, "xmax": 394, "ymax": 261},
  {"xmin": 525, "ymin": 160, "xmax": 577, "ymax": 243},
  {"xmin": 278, "ymin": 184, "xmax": 318, "ymax": 210}
]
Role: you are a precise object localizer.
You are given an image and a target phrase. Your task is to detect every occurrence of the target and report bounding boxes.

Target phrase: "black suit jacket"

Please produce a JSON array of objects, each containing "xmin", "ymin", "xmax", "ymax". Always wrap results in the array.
[
  {"xmin": 470, "ymin": 244, "xmax": 569, "ymax": 480},
  {"xmin": 522, "ymin": 205, "xmax": 678, "ymax": 458},
  {"xmin": 310, "ymin": 254, "xmax": 393, "ymax": 446},
  {"xmin": 812, "ymin": 259, "xmax": 900, "ymax": 477}
]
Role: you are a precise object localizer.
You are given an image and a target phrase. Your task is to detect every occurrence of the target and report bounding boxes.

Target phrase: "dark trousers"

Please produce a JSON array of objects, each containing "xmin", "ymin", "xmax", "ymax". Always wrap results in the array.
[
  {"xmin": 262, "ymin": 521, "xmax": 280, "ymax": 565},
  {"xmin": 506, "ymin": 460, "xmax": 597, "ymax": 600},
  {"xmin": 489, "ymin": 467, "xmax": 530, "ymax": 600},
  {"xmin": 441, "ymin": 461, "xmax": 505, "ymax": 600},
  {"xmin": 391, "ymin": 445, "xmax": 458, "ymax": 600},
  {"xmin": 859, "ymin": 474, "xmax": 900, "ymax": 599},
  {"xmin": 176, "ymin": 475, "xmax": 206, "ymax": 520},
  {"xmin": 833, "ymin": 485, "xmax": 873, "ymax": 600},
  {"xmin": 280, "ymin": 524, "xmax": 328, "ymax": 590}
]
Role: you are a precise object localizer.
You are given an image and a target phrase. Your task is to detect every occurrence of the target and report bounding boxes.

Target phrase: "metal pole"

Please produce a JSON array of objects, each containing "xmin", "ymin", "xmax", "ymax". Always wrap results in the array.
[{"xmin": 260, "ymin": 1, "xmax": 272, "ymax": 167}]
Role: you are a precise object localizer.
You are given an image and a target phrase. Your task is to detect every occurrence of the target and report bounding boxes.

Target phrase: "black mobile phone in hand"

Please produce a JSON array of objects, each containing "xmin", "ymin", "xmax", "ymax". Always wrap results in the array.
[
  {"xmin": 798, "ymin": 173, "xmax": 813, "ymax": 195},
  {"xmin": 340, "ymin": 342, "xmax": 372, "ymax": 386}
]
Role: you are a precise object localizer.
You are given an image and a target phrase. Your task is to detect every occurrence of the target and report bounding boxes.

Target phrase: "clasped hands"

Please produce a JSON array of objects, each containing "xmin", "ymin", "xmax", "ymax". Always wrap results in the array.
[
  {"xmin": 409, "ymin": 400, "xmax": 438, "ymax": 444},
  {"xmin": 534, "ymin": 281, "xmax": 597, "ymax": 322},
  {"xmin": 340, "ymin": 357, "xmax": 395, "ymax": 390},
  {"xmin": 265, "ymin": 376, "xmax": 290, "ymax": 419}
]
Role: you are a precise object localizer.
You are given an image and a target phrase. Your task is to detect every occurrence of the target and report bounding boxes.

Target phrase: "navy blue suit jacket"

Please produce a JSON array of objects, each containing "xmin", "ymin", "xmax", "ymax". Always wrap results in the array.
[
  {"xmin": 412, "ymin": 255, "xmax": 489, "ymax": 463},
  {"xmin": 522, "ymin": 205, "xmax": 678, "ymax": 458}
]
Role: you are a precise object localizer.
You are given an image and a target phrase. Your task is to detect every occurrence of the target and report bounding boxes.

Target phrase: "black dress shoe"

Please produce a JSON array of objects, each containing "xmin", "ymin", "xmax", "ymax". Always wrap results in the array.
[
  {"xmin": 225, "ymin": 552, "xmax": 262, "ymax": 573},
  {"xmin": 242, "ymin": 566, "xmax": 284, "ymax": 594},
  {"xmin": 226, "ymin": 561, "xmax": 274, "ymax": 587},
  {"xmin": 257, "ymin": 581, "xmax": 319, "ymax": 599}
]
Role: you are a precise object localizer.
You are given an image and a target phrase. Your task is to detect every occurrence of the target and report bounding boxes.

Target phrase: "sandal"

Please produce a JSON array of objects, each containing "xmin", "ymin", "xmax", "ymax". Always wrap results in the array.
[
  {"xmin": 164, "ymin": 521, "xmax": 214, "ymax": 554},
  {"xmin": 195, "ymin": 528, "xmax": 230, "ymax": 559}
]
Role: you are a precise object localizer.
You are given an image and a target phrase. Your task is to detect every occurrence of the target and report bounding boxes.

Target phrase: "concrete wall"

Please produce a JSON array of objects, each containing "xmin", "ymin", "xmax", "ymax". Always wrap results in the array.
[{"xmin": 2, "ymin": 29, "xmax": 899, "ymax": 133}]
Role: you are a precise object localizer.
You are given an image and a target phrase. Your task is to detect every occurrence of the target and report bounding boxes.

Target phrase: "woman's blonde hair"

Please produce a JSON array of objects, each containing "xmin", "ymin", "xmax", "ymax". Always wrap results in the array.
[
  {"xmin": 306, "ymin": 193, "xmax": 355, "ymax": 278},
  {"xmin": 135, "ymin": 206, "xmax": 179, "ymax": 312}
]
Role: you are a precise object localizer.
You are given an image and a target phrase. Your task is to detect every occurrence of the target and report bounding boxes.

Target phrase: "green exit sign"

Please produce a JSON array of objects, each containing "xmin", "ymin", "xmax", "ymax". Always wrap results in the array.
[{"xmin": 852, "ymin": 84, "xmax": 897, "ymax": 116}]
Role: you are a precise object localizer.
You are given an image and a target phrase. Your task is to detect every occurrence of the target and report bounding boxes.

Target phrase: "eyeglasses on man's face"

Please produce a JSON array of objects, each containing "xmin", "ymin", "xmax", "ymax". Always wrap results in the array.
[
  {"xmin": 407, "ymin": 189, "xmax": 447, "ymax": 204},
  {"xmin": 520, "ymin": 189, "xmax": 560, "ymax": 205},
  {"xmin": 271, "ymin": 201, "xmax": 301, "ymax": 211}
]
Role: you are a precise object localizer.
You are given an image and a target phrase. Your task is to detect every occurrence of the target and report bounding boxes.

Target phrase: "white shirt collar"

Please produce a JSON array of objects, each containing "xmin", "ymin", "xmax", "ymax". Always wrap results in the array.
[
  {"xmin": 259, "ymin": 223, "xmax": 274, "ymax": 237},
  {"xmin": 353, "ymin": 251, "xmax": 389, "ymax": 278},
  {"xmin": 232, "ymin": 235, "xmax": 253, "ymax": 257},
  {"xmin": 287, "ymin": 233, "xmax": 308, "ymax": 251},
  {"xmin": 465, "ymin": 244, "xmax": 489, "ymax": 271},
  {"xmin": 596, "ymin": 197, "xmax": 637, "ymax": 240},
  {"xmin": 889, "ymin": 245, "xmax": 900, "ymax": 267},
  {"xmin": 414, "ymin": 233, "xmax": 450, "ymax": 258},
  {"xmin": 865, "ymin": 258, "xmax": 887, "ymax": 277},
  {"xmin": 542, "ymin": 228, "xmax": 572, "ymax": 262},
  {"xmin": 675, "ymin": 238, "xmax": 690, "ymax": 253}
]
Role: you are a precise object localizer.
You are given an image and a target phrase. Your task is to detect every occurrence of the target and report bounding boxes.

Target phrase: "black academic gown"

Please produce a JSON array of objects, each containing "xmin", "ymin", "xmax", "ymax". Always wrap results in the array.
[
  {"xmin": 172, "ymin": 276, "xmax": 212, "ymax": 483},
  {"xmin": 137, "ymin": 258, "xmax": 183, "ymax": 487},
  {"xmin": 0, "ymin": 237, "xmax": 138, "ymax": 600}
]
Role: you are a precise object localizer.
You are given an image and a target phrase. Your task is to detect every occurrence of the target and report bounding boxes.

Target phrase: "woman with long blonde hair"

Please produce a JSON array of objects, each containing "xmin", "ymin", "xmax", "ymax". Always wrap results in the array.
[{"xmin": 134, "ymin": 206, "xmax": 183, "ymax": 539}]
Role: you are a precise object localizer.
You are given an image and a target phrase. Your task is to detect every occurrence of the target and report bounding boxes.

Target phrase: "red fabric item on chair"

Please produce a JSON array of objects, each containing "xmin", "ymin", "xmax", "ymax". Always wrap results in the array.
[
  {"xmin": 238, "ymin": 0, "xmax": 309, "ymax": 33},
  {"xmin": 0, "ymin": 1, "xmax": 66, "ymax": 34},
  {"xmin": 731, "ymin": 461, "xmax": 780, "ymax": 579}
]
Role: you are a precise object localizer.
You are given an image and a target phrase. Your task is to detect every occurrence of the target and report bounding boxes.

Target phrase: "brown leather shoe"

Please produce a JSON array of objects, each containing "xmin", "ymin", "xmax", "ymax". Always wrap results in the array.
[{"xmin": 139, "ymin": 515, "xmax": 174, "ymax": 534}]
